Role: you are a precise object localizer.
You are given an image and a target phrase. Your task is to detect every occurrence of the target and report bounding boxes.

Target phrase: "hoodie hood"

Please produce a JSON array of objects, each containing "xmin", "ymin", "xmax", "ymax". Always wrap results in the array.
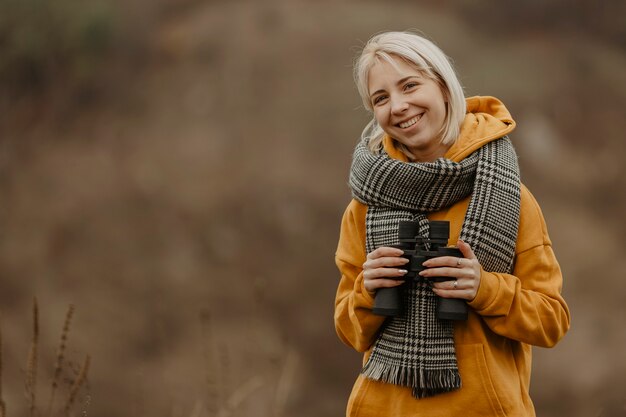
[
  {"xmin": 384, "ymin": 96, "xmax": 516, "ymax": 162},
  {"xmin": 446, "ymin": 96, "xmax": 516, "ymax": 161}
]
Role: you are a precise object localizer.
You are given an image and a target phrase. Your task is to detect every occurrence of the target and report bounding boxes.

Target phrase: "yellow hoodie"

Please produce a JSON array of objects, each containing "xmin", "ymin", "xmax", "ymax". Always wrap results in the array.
[{"xmin": 334, "ymin": 96, "xmax": 570, "ymax": 417}]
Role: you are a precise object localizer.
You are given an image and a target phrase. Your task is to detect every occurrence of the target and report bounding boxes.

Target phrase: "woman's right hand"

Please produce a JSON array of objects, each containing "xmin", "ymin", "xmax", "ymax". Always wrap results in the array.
[{"xmin": 362, "ymin": 247, "xmax": 409, "ymax": 293}]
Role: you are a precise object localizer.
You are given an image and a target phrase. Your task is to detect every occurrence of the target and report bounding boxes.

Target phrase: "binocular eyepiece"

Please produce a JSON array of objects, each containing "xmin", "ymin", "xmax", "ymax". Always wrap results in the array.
[{"xmin": 372, "ymin": 220, "xmax": 468, "ymax": 321}]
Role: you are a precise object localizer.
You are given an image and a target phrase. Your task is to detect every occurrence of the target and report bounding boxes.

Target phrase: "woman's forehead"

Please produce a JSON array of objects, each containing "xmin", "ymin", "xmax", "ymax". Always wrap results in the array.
[{"xmin": 368, "ymin": 57, "xmax": 425, "ymax": 87}]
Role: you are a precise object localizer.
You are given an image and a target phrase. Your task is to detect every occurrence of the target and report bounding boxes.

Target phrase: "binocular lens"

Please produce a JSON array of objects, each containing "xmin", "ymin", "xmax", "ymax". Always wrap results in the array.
[
  {"xmin": 429, "ymin": 221, "xmax": 450, "ymax": 240},
  {"xmin": 398, "ymin": 221, "xmax": 420, "ymax": 240}
]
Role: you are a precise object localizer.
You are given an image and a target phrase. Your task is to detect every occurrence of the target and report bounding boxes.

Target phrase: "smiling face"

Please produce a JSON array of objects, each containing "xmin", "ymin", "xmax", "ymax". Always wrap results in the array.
[{"xmin": 368, "ymin": 56, "xmax": 450, "ymax": 162}]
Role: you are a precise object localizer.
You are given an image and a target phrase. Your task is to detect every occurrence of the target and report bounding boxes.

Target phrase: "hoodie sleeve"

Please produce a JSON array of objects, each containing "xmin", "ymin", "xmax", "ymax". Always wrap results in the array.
[
  {"xmin": 334, "ymin": 200, "xmax": 386, "ymax": 352},
  {"xmin": 467, "ymin": 186, "xmax": 571, "ymax": 347}
]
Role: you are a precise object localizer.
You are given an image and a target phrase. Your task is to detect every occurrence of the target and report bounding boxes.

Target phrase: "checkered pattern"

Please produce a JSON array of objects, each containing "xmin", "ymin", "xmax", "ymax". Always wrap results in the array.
[{"xmin": 349, "ymin": 136, "xmax": 521, "ymax": 398}]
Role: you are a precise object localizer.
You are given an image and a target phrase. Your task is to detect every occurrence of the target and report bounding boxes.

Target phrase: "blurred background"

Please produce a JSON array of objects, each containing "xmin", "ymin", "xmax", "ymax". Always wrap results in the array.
[{"xmin": 1, "ymin": 0, "xmax": 625, "ymax": 416}]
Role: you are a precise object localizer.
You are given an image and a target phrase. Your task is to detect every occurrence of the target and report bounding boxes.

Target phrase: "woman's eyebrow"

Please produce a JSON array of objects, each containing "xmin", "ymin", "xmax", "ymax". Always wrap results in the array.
[
  {"xmin": 369, "ymin": 89, "xmax": 386, "ymax": 99},
  {"xmin": 369, "ymin": 76, "xmax": 420, "ymax": 99},
  {"xmin": 396, "ymin": 75, "xmax": 420, "ymax": 85}
]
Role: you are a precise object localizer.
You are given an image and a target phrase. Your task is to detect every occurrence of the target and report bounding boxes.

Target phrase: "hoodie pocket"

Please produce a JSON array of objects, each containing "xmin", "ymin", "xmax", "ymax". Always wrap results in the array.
[{"xmin": 456, "ymin": 343, "xmax": 507, "ymax": 417}]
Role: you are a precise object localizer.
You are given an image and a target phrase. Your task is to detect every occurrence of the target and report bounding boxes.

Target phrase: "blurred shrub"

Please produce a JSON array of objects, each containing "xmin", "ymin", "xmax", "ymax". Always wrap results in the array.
[{"xmin": 0, "ymin": 0, "xmax": 116, "ymax": 93}]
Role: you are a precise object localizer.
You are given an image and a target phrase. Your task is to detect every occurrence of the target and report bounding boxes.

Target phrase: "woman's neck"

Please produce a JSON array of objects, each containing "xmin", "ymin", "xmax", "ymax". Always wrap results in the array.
[{"xmin": 404, "ymin": 141, "xmax": 452, "ymax": 163}]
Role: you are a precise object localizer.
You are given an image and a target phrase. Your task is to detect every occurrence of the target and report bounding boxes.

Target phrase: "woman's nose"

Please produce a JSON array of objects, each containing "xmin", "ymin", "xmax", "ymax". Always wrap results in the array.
[{"xmin": 390, "ymin": 95, "xmax": 409, "ymax": 114}]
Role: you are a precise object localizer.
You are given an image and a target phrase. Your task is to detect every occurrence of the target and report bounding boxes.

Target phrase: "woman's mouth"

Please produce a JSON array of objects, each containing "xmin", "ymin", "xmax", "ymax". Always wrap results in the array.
[{"xmin": 397, "ymin": 113, "xmax": 423, "ymax": 129}]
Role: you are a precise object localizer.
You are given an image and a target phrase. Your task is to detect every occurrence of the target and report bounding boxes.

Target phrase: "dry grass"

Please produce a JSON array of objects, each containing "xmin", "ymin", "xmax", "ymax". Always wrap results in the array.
[
  {"xmin": 0, "ymin": 312, "xmax": 6, "ymax": 417},
  {"xmin": 25, "ymin": 298, "xmax": 39, "ymax": 417},
  {"xmin": 0, "ymin": 301, "xmax": 89, "ymax": 417},
  {"xmin": 47, "ymin": 304, "xmax": 75, "ymax": 417},
  {"xmin": 63, "ymin": 355, "xmax": 90, "ymax": 416},
  {"xmin": 194, "ymin": 305, "xmax": 300, "ymax": 417}
]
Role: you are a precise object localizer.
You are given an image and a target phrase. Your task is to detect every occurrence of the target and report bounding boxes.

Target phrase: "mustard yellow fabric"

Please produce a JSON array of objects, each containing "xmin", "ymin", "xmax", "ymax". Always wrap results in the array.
[{"xmin": 334, "ymin": 96, "xmax": 570, "ymax": 417}]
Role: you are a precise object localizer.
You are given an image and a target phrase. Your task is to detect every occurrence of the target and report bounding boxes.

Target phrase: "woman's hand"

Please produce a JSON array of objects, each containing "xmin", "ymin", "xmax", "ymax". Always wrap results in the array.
[
  {"xmin": 362, "ymin": 247, "xmax": 409, "ymax": 293},
  {"xmin": 418, "ymin": 240, "xmax": 482, "ymax": 301}
]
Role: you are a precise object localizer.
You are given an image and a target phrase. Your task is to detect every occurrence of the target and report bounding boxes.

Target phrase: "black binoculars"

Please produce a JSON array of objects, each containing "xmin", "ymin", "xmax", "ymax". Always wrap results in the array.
[{"xmin": 372, "ymin": 220, "xmax": 468, "ymax": 321}]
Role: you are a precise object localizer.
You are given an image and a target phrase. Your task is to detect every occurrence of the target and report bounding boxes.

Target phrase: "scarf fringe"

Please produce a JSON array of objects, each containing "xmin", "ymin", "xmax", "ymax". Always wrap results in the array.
[{"xmin": 361, "ymin": 359, "xmax": 462, "ymax": 399}]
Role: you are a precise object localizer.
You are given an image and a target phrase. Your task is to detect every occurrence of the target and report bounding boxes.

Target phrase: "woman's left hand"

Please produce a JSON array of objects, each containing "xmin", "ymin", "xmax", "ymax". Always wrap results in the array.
[{"xmin": 418, "ymin": 239, "xmax": 482, "ymax": 301}]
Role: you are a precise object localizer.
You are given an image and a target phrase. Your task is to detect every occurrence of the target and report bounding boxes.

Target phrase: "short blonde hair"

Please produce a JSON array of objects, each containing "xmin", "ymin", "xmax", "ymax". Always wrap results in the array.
[{"xmin": 354, "ymin": 31, "xmax": 466, "ymax": 154}]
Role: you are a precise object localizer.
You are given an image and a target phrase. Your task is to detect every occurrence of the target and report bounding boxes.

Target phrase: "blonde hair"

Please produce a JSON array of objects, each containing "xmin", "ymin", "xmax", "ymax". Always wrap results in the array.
[{"xmin": 354, "ymin": 31, "xmax": 466, "ymax": 154}]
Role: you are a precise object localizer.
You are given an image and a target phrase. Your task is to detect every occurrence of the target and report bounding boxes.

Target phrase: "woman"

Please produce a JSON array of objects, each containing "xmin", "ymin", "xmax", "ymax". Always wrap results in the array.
[{"xmin": 334, "ymin": 31, "xmax": 570, "ymax": 417}]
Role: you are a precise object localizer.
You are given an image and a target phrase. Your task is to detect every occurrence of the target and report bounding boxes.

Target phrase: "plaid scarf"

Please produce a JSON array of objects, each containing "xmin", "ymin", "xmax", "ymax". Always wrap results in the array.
[{"xmin": 349, "ymin": 136, "xmax": 521, "ymax": 398}]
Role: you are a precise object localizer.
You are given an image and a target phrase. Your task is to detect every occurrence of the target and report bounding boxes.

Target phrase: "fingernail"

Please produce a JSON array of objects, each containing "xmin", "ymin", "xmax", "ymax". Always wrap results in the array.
[
  {"xmin": 399, "ymin": 269, "xmax": 408, "ymax": 274},
  {"xmin": 418, "ymin": 271, "xmax": 425, "ymax": 276}
]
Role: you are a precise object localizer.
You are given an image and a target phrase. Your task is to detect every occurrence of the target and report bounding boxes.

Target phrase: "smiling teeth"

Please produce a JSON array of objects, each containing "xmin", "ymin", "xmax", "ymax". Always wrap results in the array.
[{"xmin": 399, "ymin": 114, "xmax": 422, "ymax": 128}]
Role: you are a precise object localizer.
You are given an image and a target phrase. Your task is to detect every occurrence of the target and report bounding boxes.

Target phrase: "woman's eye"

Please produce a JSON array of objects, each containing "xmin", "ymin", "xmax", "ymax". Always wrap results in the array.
[
  {"xmin": 404, "ymin": 82, "xmax": 418, "ymax": 90},
  {"xmin": 373, "ymin": 95, "xmax": 387, "ymax": 105}
]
